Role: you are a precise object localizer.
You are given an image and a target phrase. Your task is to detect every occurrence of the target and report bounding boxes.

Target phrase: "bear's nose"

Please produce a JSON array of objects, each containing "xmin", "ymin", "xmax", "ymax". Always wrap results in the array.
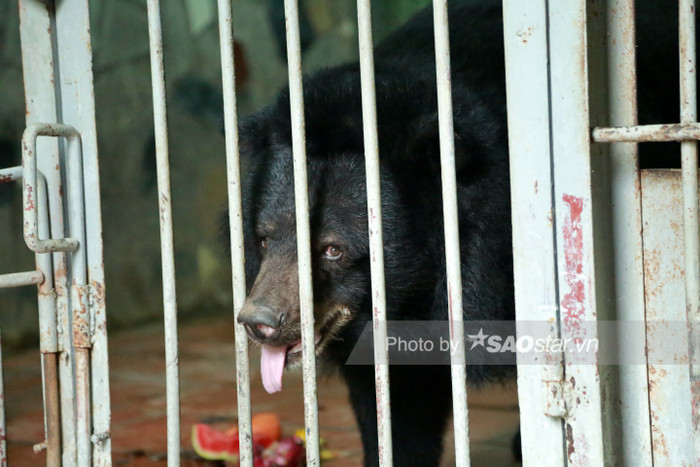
[{"xmin": 237, "ymin": 304, "xmax": 286, "ymax": 343}]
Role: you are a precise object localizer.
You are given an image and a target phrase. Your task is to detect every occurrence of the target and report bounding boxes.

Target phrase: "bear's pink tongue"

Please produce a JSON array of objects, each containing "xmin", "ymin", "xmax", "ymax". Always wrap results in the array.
[{"xmin": 261, "ymin": 345, "xmax": 286, "ymax": 394}]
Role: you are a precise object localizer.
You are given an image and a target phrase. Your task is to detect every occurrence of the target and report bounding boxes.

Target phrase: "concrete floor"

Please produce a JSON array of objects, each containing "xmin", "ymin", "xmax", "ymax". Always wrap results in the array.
[{"xmin": 4, "ymin": 315, "xmax": 520, "ymax": 466}]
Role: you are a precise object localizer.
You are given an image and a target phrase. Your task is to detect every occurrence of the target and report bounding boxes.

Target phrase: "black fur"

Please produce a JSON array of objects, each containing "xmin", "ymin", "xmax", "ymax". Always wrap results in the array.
[
  {"xmin": 238, "ymin": 2, "xmax": 511, "ymax": 465},
  {"xmin": 233, "ymin": 1, "xmax": 686, "ymax": 465}
]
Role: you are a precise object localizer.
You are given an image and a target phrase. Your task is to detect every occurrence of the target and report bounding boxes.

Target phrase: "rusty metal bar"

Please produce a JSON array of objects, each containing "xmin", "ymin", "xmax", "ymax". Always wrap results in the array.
[
  {"xmin": 0, "ymin": 324, "xmax": 5, "ymax": 467},
  {"xmin": 641, "ymin": 170, "xmax": 695, "ymax": 464},
  {"xmin": 679, "ymin": 0, "xmax": 700, "ymax": 459},
  {"xmin": 42, "ymin": 354, "xmax": 61, "ymax": 467},
  {"xmin": 36, "ymin": 167, "xmax": 61, "ymax": 467},
  {"xmin": 604, "ymin": 1, "xmax": 653, "ymax": 464},
  {"xmin": 145, "ymin": 0, "xmax": 182, "ymax": 464},
  {"xmin": 21, "ymin": 123, "xmax": 92, "ymax": 466},
  {"xmin": 53, "ymin": 0, "xmax": 113, "ymax": 459},
  {"xmin": 22, "ymin": 125, "xmax": 80, "ymax": 254},
  {"xmin": 431, "ymin": 1, "xmax": 470, "ymax": 465},
  {"xmin": 16, "ymin": 2, "xmax": 76, "ymax": 462},
  {"xmin": 356, "ymin": 1, "xmax": 393, "ymax": 464},
  {"xmin": 282, "ymin": 0, "xmax": 321, "ymax": 463},
  {"xmin": 216, "ymin": 0, "xmax": 254, "ymax": 465},
  {"xmin": 0, "ymin": 166, "xmax": 22, "ymax": 183},
  {"xmin": 592, "ymin": 122, "xmax": 700, "ymax": 143},
  {"xmin": 0, "ymin": 163, "xmax": 61, "ymax": 465}
]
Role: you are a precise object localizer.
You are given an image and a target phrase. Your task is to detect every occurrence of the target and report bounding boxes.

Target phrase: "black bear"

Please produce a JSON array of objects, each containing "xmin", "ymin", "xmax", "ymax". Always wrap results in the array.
[
  {"xmin": 231, "ymin": 0, "xmax": 685, "ymax": 465},
  {"xmin": 235, "ymin": 2, "xmax": 511, "ymax": 465}
]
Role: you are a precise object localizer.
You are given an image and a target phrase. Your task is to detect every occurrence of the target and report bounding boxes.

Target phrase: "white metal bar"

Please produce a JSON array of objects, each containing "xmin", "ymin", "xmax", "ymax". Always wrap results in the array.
[
  {"xmin": 0, "ymin": 324, "xmax": 6, "ymax": 467},
  {"xmin": 549, "ymin": 1, "xmax": 605, "ymax": 463},
  {"xmin": 53, "ymin": 0, "xmax": 112, "ymax": 459},
  {"xmin": 17, "ymin": 3, "xmax": 77, "ymax": 463},
  {"xmin": 431, "ymin": 1, "xmax": 470, "ymax": 465},
  {"xmin": 23, "ymin": 122, "xmax": 92, "ymax": 467},
  {"xmin": 36, "ymin": 168, "xmax": 61, "ymax": 467},
  {"xmin": 0, "ymin": 165, "xmax": 60, "ymax": 465},
  {"xmin": 145, "ymin": 0, "xmax": 181, "ymax": 464},
  {"xmin": 0, "ymin": 271, "xmax": 44, "ymax": 288},
  {"xmin": 356, "ymin": 1, "xmax": 393, "ymax": 465},
  {"xmin": 282, "ymin": 0, "xmax": 320, "ymax": 464},
  {"xmin": 22, "ymin": 125, "xmax": 79, "ymax": 254},
  {"xmin": 679, "ymin": 0, "xmax": 700, "ymax": 460},
  {"xmin": 605, "ymin": 1, "xmax": 653, "ymax": 464},
  {"xmin": 502, "ymin": 0, "xmax": 567, "ymax": 464},
  {"xmin": 0, "ymin": 166, "xmax": 22, "ymax": 182},
  {"xmin": 593, "ymin": 122, "xmax": 700, "ymax": 142},
  {"xmin": 641, "ymin": 170, "xmax": 695, "ymax": 465},
  {"xmin": 216, "ymin": 1, "xmax": 254, "ymax": 466},
  {"xmin": 65, "ymin": 127, "xmax": 91, "ymax": 467}
]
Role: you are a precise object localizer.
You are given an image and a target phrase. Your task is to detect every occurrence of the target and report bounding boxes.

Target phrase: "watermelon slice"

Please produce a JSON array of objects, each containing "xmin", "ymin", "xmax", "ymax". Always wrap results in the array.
[
  {"xmin": 192, "ymin": 413, "xmax": 282, "ymax": 462},
  {"xmin": 192, "ymin": 423, "xmax": 241, "ymax": 463}
]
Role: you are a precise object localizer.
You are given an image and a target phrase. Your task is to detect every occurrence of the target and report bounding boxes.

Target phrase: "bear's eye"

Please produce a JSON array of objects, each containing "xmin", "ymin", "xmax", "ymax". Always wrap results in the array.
[
  {"xmin": 260, "ymin": 238, "xmax": 269, "ymax": 249},
  {"xmin": 323, "ymin": 245, "xmax": 342, "ymax": 260}
]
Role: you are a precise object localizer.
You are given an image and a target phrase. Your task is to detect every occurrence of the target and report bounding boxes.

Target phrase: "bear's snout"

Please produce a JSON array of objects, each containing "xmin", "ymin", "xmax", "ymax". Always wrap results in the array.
[{"xmin": 237, "ymin": 303, "xmax": 287, "ymax": 343}]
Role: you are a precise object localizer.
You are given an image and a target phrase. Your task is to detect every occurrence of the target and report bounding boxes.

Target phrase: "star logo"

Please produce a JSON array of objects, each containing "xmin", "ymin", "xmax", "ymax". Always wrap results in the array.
[{"xmin": 467, "ymin": 328, "xmax": 488, "ymax": 350}]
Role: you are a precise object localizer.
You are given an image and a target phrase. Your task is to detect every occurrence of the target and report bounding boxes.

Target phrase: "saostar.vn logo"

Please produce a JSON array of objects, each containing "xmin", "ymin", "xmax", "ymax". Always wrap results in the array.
[{"xmin": 466, "ymin": 328, "xmax": 598, "ymax": 354}]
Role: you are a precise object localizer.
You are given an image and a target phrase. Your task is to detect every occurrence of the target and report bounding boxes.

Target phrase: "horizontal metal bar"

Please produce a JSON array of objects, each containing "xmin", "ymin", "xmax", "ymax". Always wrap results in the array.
[
  {"xmin": 592, "ymin": 123, "xmax": 700, "ymax": 143},
  {"xmin": 0, "ymin": 270, "xmax": 44, "ymax": 288},
  {"xmin": 0, "ymin": 166, "xmax": 22, "ymax": 183}
]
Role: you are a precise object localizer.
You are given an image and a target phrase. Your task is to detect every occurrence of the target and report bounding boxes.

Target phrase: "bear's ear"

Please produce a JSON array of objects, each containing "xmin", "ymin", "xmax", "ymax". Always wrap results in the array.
[
  {"xmin": 237, "ymin": 115, "xmax": 270, "ymax": 162},
  {"xmin": 404, "ymin": 114, "xmax": 478, "ymax": 175}
]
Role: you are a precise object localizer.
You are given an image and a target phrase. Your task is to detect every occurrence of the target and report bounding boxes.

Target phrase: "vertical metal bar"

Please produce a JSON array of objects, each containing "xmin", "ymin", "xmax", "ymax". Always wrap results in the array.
[
  {"xmin": 641, "ymin": 170, "xmax": 695, "ymax": 465},
  {"xmin": 549, "ymin": 1, "xmax": 605, "ymax": 463},
  {"xmin": 282, "ymin": 0, "xmax": 320, "ymax": 463},
  {"xmin": 605, "ymin": 1, "xmax": 653, "ymax": 464},
  {"xmin": 679, "ymin": 0, "xmax": 700, "ymax": 460},
  {"xmin": 145, "ymin": 0, "xmax": 181, "ymax": 464},
  {"xmin": 66, "ymin": 130, "xmax": 91, "ymax": 467},
  {"xmin": 431, "ymin": 1, "xmax": 470, "ymax": 465},
  {"xmin": 356, "ymin": 1, "xmax": 393, "ymax": 465},
  {"xmin": 0, "ymin": 324, "xmax": 6, "ymax": 467},
  {"xmin": 24, "ymin": 123, "xmax": 93, "ymax": 467},
  {"xmin": 0, "ymin": 164, "xmax": 59, "ymax": 464},
  {"xmin": 216, "ymin": 1, "xmax": 253, "ymax": 466},
  {"xmin": 42, "ymin": 354, "xmax": 61, "ymax": 467},
  {"xmin": 53, "ymin": 0, "xmax": 112, "ymax": 460},
  {"xmin": 502, "ymin": 0, "xmax": 567, "ymax": 464},
  {"xmin": 37, "ymin": 170, "xmax": 61, "ymax": 467}
]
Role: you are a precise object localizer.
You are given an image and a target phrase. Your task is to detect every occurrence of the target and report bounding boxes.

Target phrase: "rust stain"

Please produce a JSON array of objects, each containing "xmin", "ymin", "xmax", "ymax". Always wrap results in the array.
[
  {"xmin": 692, "ymin": 381, "xmax": 700, "ymax": 430},
  {"xmin": 566, "ymin": 423, "xmax": 575, "ymax": 457}
]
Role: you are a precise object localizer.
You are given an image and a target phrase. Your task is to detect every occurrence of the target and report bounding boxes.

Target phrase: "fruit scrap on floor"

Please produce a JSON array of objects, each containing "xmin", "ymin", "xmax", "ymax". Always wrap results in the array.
[{"xmin": 192, "ymin": 412, "xmax": 332, "ymax": 466}]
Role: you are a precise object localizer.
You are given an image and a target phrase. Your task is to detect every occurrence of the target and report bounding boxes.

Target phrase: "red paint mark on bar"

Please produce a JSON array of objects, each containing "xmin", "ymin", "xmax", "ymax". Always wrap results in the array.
[{"xmin": 561, "ymin": 194, "xmax": 586, "ymax": 343}]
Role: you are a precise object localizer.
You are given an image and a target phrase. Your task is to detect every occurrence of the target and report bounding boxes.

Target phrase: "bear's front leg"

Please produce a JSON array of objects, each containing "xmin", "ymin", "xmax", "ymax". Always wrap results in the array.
[{"xmin": 342, "ymin": 364, "xmax": 453, "ymax": 466}]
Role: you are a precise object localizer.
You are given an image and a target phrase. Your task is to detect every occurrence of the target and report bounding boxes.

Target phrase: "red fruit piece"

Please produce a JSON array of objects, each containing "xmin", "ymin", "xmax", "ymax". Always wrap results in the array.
[
  {"xmin": 225, "ymin": 413, "xmax": 282, "ymax": 448},
  {"xmin": 192, "ymin": 423, "xmax": 240, "ymax": 463},
  {"xmin": 261, "ymin": 436, "xmax": 306, "ymax": 466}
]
